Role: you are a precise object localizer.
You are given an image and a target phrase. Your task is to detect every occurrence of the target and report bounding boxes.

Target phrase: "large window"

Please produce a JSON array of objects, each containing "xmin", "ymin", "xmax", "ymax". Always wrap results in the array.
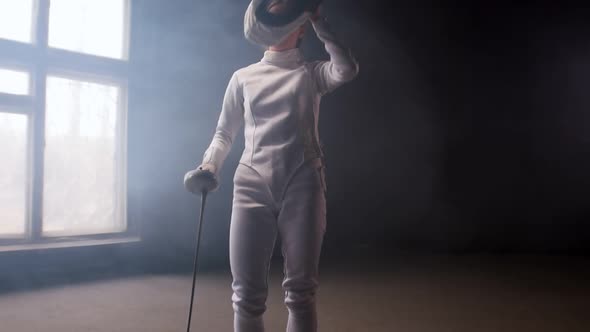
[{"xmin": 0, "ymin": 0, "xmax": 130, "ymax": 244}]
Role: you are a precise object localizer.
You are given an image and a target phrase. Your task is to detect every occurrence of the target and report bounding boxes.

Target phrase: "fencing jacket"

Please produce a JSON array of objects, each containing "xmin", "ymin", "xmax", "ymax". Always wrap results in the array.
[{"xmin": 202, "ymin": 18, "xmax": 359, "ymax": 200}]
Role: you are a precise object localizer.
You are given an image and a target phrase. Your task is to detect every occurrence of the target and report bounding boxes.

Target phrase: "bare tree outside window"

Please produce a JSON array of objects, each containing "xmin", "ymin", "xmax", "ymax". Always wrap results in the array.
[{"xmin": 43, "ymin": 76, "xmax": 125, "ymax": 236}]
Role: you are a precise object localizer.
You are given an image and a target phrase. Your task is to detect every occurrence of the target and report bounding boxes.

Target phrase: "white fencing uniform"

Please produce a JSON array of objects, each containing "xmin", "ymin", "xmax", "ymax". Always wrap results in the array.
[{"xmin": 202, "ymin": 17, "xmax": 358, "ymax": 332}]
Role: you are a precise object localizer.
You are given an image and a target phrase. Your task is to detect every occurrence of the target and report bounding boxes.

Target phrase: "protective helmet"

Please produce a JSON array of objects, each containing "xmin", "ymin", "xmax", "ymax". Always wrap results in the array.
[{"xmin": 244, "ymin": 0, "xmax": 322, "ymax": 47}]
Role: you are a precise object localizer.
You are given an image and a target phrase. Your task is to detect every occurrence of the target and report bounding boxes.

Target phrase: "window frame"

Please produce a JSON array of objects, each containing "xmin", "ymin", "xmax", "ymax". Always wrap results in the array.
[{"xmin": 0, "ymin": 0, "xmax": 134, "ymax": 247}]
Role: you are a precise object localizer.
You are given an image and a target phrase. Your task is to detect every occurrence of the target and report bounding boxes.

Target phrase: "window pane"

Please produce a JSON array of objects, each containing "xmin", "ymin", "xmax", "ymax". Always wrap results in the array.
[
  {"xmin": 0, "ymin": 68, "xmax": 30, "ymax": 95},
  {"xmin": 43, "ymin": 76, "xmax": 125, "ymax": 236},
  {"xmin": 48, "ymin": 0, "xmax": 127, "ymax": 59},
  {"xmin": 0, "ymin": 0, "xmax": 34, "ymax": 43},
  {"xmin": 0, "ymin": 112, "xmax": 27, "ymax": 237}
]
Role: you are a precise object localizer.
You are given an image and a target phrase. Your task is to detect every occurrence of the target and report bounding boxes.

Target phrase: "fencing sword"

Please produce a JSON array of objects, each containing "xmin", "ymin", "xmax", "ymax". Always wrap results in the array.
[{"xmin": 183, "ymin": 168, "xmax": 218, "ymax": 332}]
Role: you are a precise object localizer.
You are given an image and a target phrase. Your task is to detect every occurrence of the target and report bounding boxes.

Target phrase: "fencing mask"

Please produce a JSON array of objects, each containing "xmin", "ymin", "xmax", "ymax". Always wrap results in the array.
[{"xmin": 244, "ymin": 0, "xmax": 322, "ymax": 47}]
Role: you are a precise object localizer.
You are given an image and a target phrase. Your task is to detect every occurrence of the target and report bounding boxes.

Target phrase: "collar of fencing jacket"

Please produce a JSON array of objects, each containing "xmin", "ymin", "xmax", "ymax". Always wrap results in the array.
[{"xmin": 261, "ymin": 48, "xmax": 304, "ymax": 68}]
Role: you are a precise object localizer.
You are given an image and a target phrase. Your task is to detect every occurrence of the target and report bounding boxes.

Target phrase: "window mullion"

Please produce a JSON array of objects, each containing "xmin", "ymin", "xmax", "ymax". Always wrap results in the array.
[
  {"xmin": 30, "ymin": 0, "xmax": 50, "ymax": 241},
  {"xmin": 0, "ymin": 93, "xmax": 34, "ymax": 110}
]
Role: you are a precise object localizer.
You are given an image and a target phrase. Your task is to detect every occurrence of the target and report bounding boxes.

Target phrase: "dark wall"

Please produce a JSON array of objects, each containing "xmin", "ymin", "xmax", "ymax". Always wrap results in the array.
[
  {"xmin": 418, "ymin": 3, "xmax": 590, "ymax": 253},
  {"xmin": 128, "ymin": 0, "xmax": 590, "ymax": 270}
]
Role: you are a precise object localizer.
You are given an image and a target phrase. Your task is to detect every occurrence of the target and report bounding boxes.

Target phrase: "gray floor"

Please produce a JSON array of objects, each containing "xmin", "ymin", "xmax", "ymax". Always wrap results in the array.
[{"xmin": 1, "ymin": 255, "xmax": 589, "ymax": 332}]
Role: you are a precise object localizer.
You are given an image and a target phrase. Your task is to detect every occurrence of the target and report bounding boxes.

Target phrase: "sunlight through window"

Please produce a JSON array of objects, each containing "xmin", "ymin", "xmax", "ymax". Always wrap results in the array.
[
  {"xmin": 0, "ymin": 112, "xmax": 27, "ymax": 237},
  {"xmin": 49, "ymin": 0, "xmax": 127, "ymax": 59},
  {"xmin": 1, "ymin": 0, "xmax": 130, "ymax": 242},
  {"xmin": 0, "ymin": 0, "xmax": 34, "ymax": 43},
  {"xmin": 43, "ymin": 76, "xmax": 125, "ymax": 236},
  {"xmin": 0, "ymin": 68, "xmax": 30, "ymax": 95}
]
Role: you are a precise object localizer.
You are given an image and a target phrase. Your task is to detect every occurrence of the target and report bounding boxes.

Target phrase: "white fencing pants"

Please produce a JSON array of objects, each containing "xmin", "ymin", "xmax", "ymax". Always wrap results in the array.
[{"xmin": 230, "ymin": 160, "xmax": 327, "ymax": 332}]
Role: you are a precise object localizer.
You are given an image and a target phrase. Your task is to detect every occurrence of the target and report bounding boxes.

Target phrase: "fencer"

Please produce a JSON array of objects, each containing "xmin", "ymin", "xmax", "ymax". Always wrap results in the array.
[{"xmin": 189, "ymin": 2, "xmax": 358, "ymax": 331}]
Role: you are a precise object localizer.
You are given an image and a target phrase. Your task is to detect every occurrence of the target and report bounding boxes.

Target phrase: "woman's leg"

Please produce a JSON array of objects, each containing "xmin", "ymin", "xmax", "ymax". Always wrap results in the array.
[
  {"xmin": 277, "ymin": 163, "xmax": 327, "ymax": 332},
  {"xmin": 230, "ymin": 164, "xmax": 278, "ymax": 332}
]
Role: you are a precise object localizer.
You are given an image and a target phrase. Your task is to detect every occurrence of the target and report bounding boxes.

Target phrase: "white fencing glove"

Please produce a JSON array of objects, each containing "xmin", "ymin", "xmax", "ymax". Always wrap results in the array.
[{"xmin": 184, "ymin": 163, "xmax": 219, "ymax": 194}]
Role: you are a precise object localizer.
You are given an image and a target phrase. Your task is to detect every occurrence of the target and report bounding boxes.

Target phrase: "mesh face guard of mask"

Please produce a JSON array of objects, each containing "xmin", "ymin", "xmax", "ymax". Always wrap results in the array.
[{"xmin": 254, "ymin": 0, "xmax": 322, "ymax": 27}]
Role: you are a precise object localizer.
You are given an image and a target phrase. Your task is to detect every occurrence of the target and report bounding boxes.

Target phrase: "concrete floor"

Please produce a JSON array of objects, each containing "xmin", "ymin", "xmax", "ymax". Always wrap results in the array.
[{"xmin": 1, "ymin": 255, "xmax": 589, "ymax": 331}]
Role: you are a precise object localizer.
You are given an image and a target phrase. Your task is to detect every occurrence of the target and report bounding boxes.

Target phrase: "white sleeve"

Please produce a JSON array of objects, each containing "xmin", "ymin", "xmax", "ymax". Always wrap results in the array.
[
  {"xmin": 202, "ymin": 72, "xmax": 244, "ymax": 175},
  {"xmin": 311, "ymin": 18, "xmax": 359, "ymax": 95}
]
